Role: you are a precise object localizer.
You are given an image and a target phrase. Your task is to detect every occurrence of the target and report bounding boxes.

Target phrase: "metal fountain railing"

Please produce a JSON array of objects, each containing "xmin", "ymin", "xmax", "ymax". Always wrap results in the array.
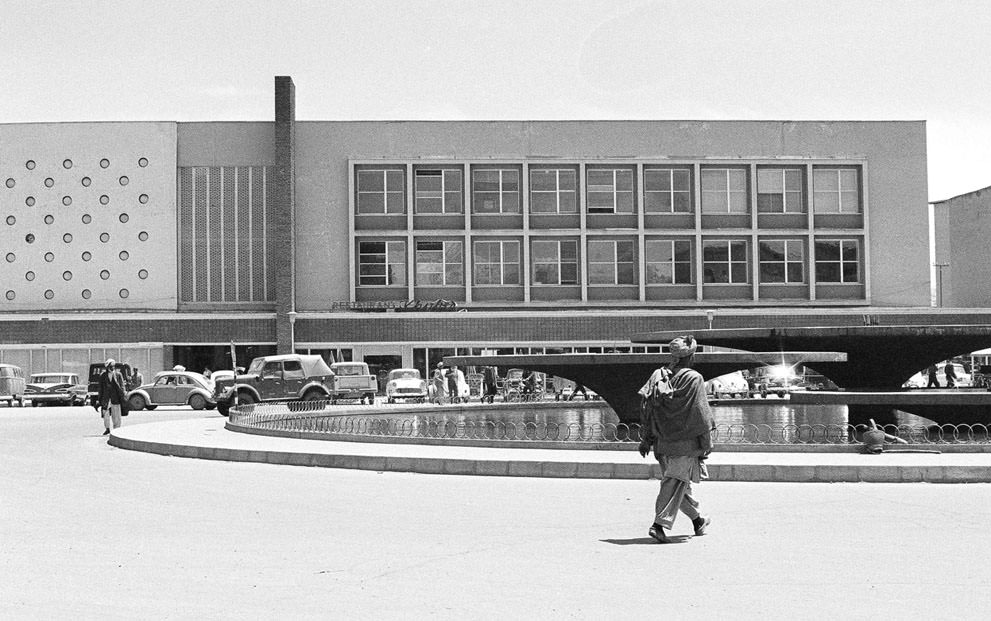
[{"xmin": 227, "ymin": 400, "xmax": 991, "ymax": 446}]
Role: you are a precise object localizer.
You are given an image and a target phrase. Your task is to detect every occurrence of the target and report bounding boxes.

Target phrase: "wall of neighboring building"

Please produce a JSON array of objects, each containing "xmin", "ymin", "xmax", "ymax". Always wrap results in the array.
[
  {"xmin": 933, "ymin": 187, "xmax": 991, "ymax": 307},
  {"xmin": 0, "ymin": 122, "xmax": 178, "ymax": 311}
]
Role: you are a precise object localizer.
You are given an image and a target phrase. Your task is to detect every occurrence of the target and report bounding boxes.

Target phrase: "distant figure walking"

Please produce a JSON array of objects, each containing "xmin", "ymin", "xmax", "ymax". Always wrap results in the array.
[
  {"xmin": 567, "ymin": 382, "xmax": 589, "ymax": 401},
  {"xmin": 638, "ymin": 335, "xmax": 714, "ymax": 544},
  {"xmin": 432, "ymin": 363, "xmax": 448, "ymax": 404},
  {"xmin": 98, "ymin": 358, "xmax": 127, "ymax": 435},
  {"xmin": 926, "ymin": 365, "xmax": 940, "ymax": 389},
  {"xmin": 482, "ymin": 366, "xmax": 499, "ymax": 404},
  {"xmin": 944, "ymin": 363, "xmax": 958, "ymax": 388}
]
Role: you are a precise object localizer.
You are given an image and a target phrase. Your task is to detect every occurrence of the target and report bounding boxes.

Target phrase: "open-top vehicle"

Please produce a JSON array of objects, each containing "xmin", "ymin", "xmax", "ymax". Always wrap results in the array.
[{"xmin": 214, "ymin": 354, "xmax": 336, "ymax": 416}]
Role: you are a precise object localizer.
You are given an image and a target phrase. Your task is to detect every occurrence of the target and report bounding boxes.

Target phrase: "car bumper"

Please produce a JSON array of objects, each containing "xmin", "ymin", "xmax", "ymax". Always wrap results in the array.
[{"xmin": 27, "ymin": 394, "xmax": 78, "ymax": 404}]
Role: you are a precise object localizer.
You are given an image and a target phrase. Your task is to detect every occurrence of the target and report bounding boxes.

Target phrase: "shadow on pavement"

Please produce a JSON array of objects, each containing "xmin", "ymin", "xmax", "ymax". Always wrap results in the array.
[{"xmin": 601, "ymin": 535, "xmax": 691, "ymax": 545}]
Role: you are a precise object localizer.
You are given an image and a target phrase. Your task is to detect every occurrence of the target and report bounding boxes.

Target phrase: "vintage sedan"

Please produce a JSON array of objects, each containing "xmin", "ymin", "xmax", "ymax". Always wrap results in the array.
[
  {"xmin": 25, "ymin": 373, "xmax": 88, "ymax": 406},
  {"xmin": 385, "ymin": 368, "xmax": 428, "ymax": 403},
  {"xmin": 126, "ymin": 371, "xmax": 216, "ymax": 411}
]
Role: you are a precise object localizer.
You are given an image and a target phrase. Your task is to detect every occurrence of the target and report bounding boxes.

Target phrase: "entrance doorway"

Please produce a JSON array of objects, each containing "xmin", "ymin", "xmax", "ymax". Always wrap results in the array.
[{"xmin": 363, "ymin": 354, "xmax": 403, "ymax": 394}]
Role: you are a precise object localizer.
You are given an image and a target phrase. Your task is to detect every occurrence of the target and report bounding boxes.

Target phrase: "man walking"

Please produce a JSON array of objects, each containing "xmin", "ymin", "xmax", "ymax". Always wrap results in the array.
[
  {"xmin": 99, "ymin": 358, "xmax": 126, "ymax": 435},
  {"xmin": 638, "ymin": 335, "xmax": 714, "ymax": 543}
]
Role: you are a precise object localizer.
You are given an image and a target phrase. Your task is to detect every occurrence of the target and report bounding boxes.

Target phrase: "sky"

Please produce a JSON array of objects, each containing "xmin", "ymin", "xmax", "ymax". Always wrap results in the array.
[{"xmin": 2, "ymin": 0, "xmax": 989, "ymax": 202}]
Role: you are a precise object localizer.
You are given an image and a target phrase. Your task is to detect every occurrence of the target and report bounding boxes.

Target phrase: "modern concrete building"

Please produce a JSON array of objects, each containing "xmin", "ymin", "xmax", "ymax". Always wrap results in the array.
[
  {"xmin": 931, "ymin": 185, "xmax": 991, "ymax": 308},
  {"xmin": 0, "ymin": 76, "xmax": 933, "ymax": 380}
]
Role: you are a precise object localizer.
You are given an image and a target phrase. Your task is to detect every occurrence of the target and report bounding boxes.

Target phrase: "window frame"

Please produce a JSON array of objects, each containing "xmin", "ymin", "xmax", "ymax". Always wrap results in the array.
[
  {"xmin": 415, "ymin": 240, "xmax": 464, "ymax": 286},
  {"xmin": 414, "ymin": 168, "xmax": 463, "ymax": 214},
  {"xmin": 585, "ymin": 167, "xmax": 635, "ymax": 214},
  {"xmin": 531, "ymin": 239, "xmax": 579, "ymax": 286},
  {"xmin": 813, "ymin": 167, "xmax": 861, "ymax": 214},
  {"xmin": 701, "ymin": 167, "xmax": 749, "ymax": 214},
  {"xmin": 587, "ymin": 239, "xmax": 637, "ymax": 286},
  {"xmin": 644, "ymin": 167, "xmax": 692, "ymax": 213},
  {"xmin": 529, "ymin": 167, "xmax": 578, "ymax": 214},
  {"xmin": 758, "ymin": 239, "xmax": 806, "ymax": 284},
  {"xmin": 472, "ymin": 240, "xmax": 521, "ymax": 286},
  {"xmin": 645, "ymin": 239, "xmax": 693, "ymax": 285},
  {"xmin": 757, "ymin": 167, "xmax": 805, "ymax": 214},
  {"xmin": 702, "ymin": 239, "xmax": 750, "ymax": 284},
  {"xmin": 471, "ymin": 168, "xmax": 520, "ymax": 214},
  {"xmin": 356, "ymin": 168, "xmax": 405, "ymax": 215},
  {"xmin": 814, "ymin": 238, "xmax": 861, "ymax": 283},
  {"xmin": 357, "ymin": 240, "xmax": 407, "ymax": 287}
]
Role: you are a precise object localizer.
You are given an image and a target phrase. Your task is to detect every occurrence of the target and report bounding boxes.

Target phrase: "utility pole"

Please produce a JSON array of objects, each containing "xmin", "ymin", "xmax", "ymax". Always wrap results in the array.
[{"xmin": 934, "ymin": 263, "xmax": 949, "ymax": 307}]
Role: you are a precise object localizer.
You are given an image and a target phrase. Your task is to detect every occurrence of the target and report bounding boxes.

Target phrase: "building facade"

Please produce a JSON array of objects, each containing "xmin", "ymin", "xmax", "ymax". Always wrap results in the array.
[
  {"xmin": 931, "ymin": 185, "xmax": 991, "ymax": 308},
  {"xmin": 0, "ymin": 77, "xmax": 932, "ymax": 381}
]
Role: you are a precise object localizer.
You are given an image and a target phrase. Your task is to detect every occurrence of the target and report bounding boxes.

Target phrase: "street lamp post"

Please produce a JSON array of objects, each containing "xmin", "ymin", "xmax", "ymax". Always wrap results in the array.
[{"xmin": 287, "ymin": 311, "xmax": 297, "ymax": 353}]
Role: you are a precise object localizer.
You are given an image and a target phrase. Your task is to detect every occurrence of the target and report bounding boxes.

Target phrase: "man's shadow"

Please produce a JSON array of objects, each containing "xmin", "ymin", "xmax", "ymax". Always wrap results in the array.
[{"xmin": 601, "ymin": 535, "xmax": 691, "ymax": 545}]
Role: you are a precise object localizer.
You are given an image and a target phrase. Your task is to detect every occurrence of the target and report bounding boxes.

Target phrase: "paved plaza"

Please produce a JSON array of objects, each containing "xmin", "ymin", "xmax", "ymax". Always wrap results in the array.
[{"xmin": 3, "ymin": 406, "xmax": 991, "ymax": 619}]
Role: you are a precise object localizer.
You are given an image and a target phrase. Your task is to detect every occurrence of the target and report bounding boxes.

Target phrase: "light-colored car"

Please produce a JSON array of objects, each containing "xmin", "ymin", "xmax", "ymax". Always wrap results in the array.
[
  {"xmin": 385, "ymin": 368, "xmax": 428, "ymax": 403},
  {"xmin": 25, "ymin": 373, "xmax": 88, "ymax": 406},
  {"xmin": 705, "ymin": 371, "xmax": 750, "ymax": 399},
  {"xmin": 1, "ymin": 364, "xmax": 27, "ymax": 407},
  {"xmin": 126, "ymin": 371, "xmax": 216, "ymax": 411},
  {"xmin": 330, "ymin": 362, "xmax": 379, "ymax": 404},
  {"xmin": 903, "ymin": 362, "xmax": 972, "ymax": 388}
]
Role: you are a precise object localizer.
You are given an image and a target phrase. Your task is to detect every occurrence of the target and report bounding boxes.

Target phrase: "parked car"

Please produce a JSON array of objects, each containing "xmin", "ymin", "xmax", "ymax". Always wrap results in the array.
[
  {"xmin": 126, "ymin": 370, "xmax": 216, "ymax": 411},
  {"xmin": 705, "ymin": 371, "xmax": 750, "ymax": 399},
  {"xmin": 330, "ymin": 362, "xmax": 379, "ymax": 404},
  {"xmin": 385, "ymin": 368, "xmax": 427, "ymax": 403},
  {"xmin": 0, "ymin": 363, "xmax": 26, "ymax": 407},
  {"xmin": 749, "ymin": 364, "xmax": 802, "ymax": 398},
  {"xmin": 25, "ymin": 373, "xmax": 88, "ymax": 406},
  {"xmin": 214, "ymin": 354, "xmax": 336, "ymax": 416},
  {"xmin": 903, "ymin": 362, "xmax": 973, "ymax": 388}
]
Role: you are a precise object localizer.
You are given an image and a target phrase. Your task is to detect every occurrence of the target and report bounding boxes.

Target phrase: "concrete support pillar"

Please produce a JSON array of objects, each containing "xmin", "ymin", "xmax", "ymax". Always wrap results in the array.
[{"xmin": 273, "ymin": 76, "xmax": 296, "ymax": 353}]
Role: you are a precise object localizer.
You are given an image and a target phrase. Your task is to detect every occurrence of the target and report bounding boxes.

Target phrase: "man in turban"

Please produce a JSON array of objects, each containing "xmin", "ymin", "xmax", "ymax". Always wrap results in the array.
[{"xmin": 638, "ymin": 335, "xmax": 714, "ymax": 543}]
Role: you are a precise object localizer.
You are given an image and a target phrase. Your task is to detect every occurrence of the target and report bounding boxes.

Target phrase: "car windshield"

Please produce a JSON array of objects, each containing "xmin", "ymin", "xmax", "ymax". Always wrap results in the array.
[
  {"xmin": 247, "ymin": 359, "xmax": 266, "ymax": 375},
  {"xmin": 390, "ymin": 370, "xmax": 420, "ymax": 380},
  {"xmin": 334, "ymin": 365, "xmax": 365, "ymax": 376},
  {"xmin": 31, "ymin": 375, "xmax": 73, "ymax": 384}
]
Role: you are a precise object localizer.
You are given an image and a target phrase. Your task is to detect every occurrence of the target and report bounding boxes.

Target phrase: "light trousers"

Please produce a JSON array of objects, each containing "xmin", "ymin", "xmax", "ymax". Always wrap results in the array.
[
  {"xmin": 102, "ymin": 404, "xmax": 121, "ymax": 430},
  {"xmin": 654, "ymin": 477, "xmax": 700, "ymax": 529}
]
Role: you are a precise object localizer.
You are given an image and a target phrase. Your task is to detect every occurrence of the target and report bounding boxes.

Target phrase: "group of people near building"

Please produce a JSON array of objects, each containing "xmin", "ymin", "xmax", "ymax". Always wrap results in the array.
[{"xmin": 431, "ymin": 363, "xmax": 469, "ymax": 404}]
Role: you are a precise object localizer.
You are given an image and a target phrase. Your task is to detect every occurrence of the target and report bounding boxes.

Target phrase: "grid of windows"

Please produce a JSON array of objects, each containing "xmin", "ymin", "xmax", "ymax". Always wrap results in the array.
[
  {"xmin": 530, "ymin": 168, "xmax": 577, "ymax": 213},
  {"xmin": 532, "ymin": 240, "xmax": 578, "ymax": 285},
  {"xmin": 414, "ymin": 169, "xmax": 463, "ymax": 214},
  {"xmin": 415, "ymin": 240, "xmax": 463, "ymax": 285},
  {"xmin": 759, "ymin": 239, "xmax": 805, "ymax": 283},
  {"xmin": 473, "ymin": 240, "xmax": 520, "ymax": 285},
  {"xmin": 813, "ymin": 168, "xmax": 860, "ymax": 213},
  {"xmin": 586, "ymin": 168, "xmax": 634, "ymax": 213},
  {"xmin": 358, "ymin": 241, "xmax": 406, "ymax": 286},
  {"xmin": 356, "ymin": 169, "xmax": 405, "ymax": 214},
  {"xmin": 701, "ymin": 168, "xmax": 748, "ymax": 214},
  {"xmin": 644, "ymin": 168, "xmax": 691, "ymax": 213},
  {"xmin": 703, "ymin": 240, "xmax": 748, "ymax": 284},
  {"xmin": 815, "ymin": 239, "xmax": 860, "ymax": 283},
  {"xmin": 472, "ymin": 169, "xmax": 520, "ymax": 214},
  {"xmin": 645, "ymin": 240, "xmax": 692, "ymax": 284},
  {"xmin": 587, "ymin": 240, "xmax": 636, "ymax": 285},
  {"xmin": 757, "ymin": 168, "xmax": 804, "ymax": 213}
]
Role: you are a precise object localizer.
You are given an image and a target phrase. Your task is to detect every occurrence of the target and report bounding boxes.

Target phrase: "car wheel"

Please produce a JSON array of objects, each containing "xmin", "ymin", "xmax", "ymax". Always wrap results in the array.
[
  {"xmin": 128, "ymin": 394, "xmax": 147, "ymax": 411},
  {"xmin": 237, "ymin": 391, "xmax": 256, "ymax": 406},
  {"xmin": 217, "ymin": 401, "xmax": 230, "ymax": 417},
  {"xmin": 188, "ymin": 394, "xmax": 207, "ymax": 410}
]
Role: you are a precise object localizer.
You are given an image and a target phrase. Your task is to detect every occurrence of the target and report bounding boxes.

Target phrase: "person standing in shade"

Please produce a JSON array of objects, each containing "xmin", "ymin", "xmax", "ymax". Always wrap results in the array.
[
  {"xmin": 944, "ymin": 362, "xmax": 958, "ymax": 388},
  {"xmin": 447, "ymin": 365, "xmax": 460, "ymax": 404},
  {"xmin": 432, "ymin": 363, "xmax": 448, "ymax": 404},
  {"xmin": 482, "ymin": 366, "xmax": 499, "ymax": 403},
  {"xmin": 98, "ymin": 358, "xmax": 127, "ymax": 435},
  {"xmin": 638, "ymin": 335, "xmax": 714, "ymax": 543},
  {"xmin": 132, "ymin": 367, "xmax": 144, "ymax": 389},
  {"xmin": 926, "ymin": 364, "xmax": 940, "ymax": 388}
]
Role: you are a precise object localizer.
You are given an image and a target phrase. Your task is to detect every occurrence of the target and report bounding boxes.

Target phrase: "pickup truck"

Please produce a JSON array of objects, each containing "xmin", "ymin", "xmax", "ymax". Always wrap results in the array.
[
  {"xmin": 330, "ymin": 362, "xmax": 378, "ymax": 404},
  {"xmin": 214, "ymin": 354, "xmax": 336, "ymax": 416}
]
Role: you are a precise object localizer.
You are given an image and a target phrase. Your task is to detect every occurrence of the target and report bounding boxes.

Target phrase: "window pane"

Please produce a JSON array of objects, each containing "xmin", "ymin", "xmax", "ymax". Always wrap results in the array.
[
  {"xmin": 785, "ymin": 170, "xmax": 802, "ymax": 191},
  {"xmin": 759, "ymin": 241, "xmax": 784, "ymax": 261},
  {"xmin": 358, "ymin": 170, "xmax": 384, "ymax": 191},
  {"xmin": 729, "ymin": 191, "xmax": 748, "ymax": 213},
  {"xmin": 502, "ymin": 192, "xmax": 519, "ymax": 212},
  {"xmin": 615, "ymin": 170, "xmax": 634, "ymax": 191},
  {"xmin": 504, "ymin": 264, "xmax": 519, "ymax": 284},
  {"xmin": 703, "ymin": 243, "xmax": 728, "ymax": 261},
  {"xmin": 616, "ymin": 242, "xmax": 635, "ymax": 263},
  {"xmin": 532, "ymin": 242, "xmax": 557, "ymax": 262},
  {"xmin": 757, "ymin": 194, "xmax": 783, "ymax": 213},
  {"xmin": 616, "ymin": 264, "xmax": 635, "ymax": 284},
  {"xmin": 559, "ymin": 171, "xmax": 576, "ymax": 191},
  {"xmin": 587, "ymin": 170, "xmax": 614, "ymax": 186},
  {"xmin": 474, "ymin": 192, "xmax": 500, "ymax": 213},
  {"xmin": 588, "ymin": 241, "xmax": 613, "ymax": 262},
  {"xmin": 534, "ymin": 265, "xmax": 556, "ymax": 284},
  {"xmin": 587, "ymin": 191, "xmax": 614, "ymax": 209},
  {"xmin": 416, "ymin": 171, "xmax": 442, "ymax": 191},
  {"xmin": 761, "ymin": 264, "xmax": 785, "ymax": 283},
  {"xmin": 647, "ymin": 263, "xmax": 673, "ymax": 284},
  {"xmin": 560, "ymin": 264, "xmax": 578, "ymax": 284},
  {"xmin": 645, "ymin": 169, "xmax": 670, "ymax": 191},
  {"xmin": 701, "ymin": 170, "xmax": 724, "ymax": 191},
  {"xmin": 560, "ymin": 242, "xmax": 577, "ymax": 260},
  {"xmin": 787, "ymin": 263, "xmax": 804, "ymax": 282},
  {"xmin": 814, "ymin": 192, "xmax": 839, "ymax": 212},
  {"xmin": 673, "ymin": 193, "xmax": 691, "ymax": 213},
  {"xmin": 558, "ymin": 190, "xmax": 577, "ymax": 212},
  {"xmin": 758, "ymin": 169, "xmax": 782, "ymax": 192},
  {"xmin": 816, "ymin": 241, "xmax": 841, "ymax": 261},
  {"xmin": 673, "ymin": 241, "xmax": 691, "ymax": 262},
  {"xmin": 786, "ymin": 242, "xmax": 803, "ymax": 261},
  {"xmin": 386, "ymin": 192, "xmax": 404, "ymax": 213},
  {"xmin": 730, "ymin": 242, "xmax": 747, "ymax": 261},
  {"xmin": 841, "ymin": 242, "xmax": 858, "ymax": 261},
  {"xmin": 704, "ymin": 265, "xmax": 728, "ymax": 283},
  {"xmin": 646, "ymin": 240, "xmax": 672, "ymax": 262},
  {"xmin": 616, "ymin": 191, "xmax": 634, "ymax": 212},
  {"xmin": 530, "ymin": 170, "xmax": 557, "ymax": 191},
  {"xmin": 842, "ymin": 263, "xmax": 858, "ymax": 282},
  {"xmin": 417, "ymin": 197, "xmax": 443, "ymax": 213},
  {"xmin": 814, "ymin": 170, "xmax": 838, "ymax": 191},
  {"xmin": 444, "ymin": 170, "xmax": 462, "ymax": 191},
  {"xmin": 589, "ymin": 264, "xmax": 613, "ymax": 284},
  {"xmin": 728, "ymin": 170, "xmax": 746, "ymax": 191},
  {"xmin": 816, "ymin": 263, "xmax": 840, "ymax": 282},
  {"xmin": 358, "ymin": 193, "xmax": 384, "ymax": 214},
  {"xmin": 531, "ymin": 193, "xmax": 557, "ymax": 213},
  {"xmin": 386, "ymin": 170, "xmax": 404, "ymax": 191},
  {"xmin": 730, "ymin": 263, "xmax": 748, "ymax": 283},
  {"xmin": 674, "ymin": 263, "xmax": 691, "ymax": 284},
  {"xmin": 444, "ymin": 191, "xmax": 462, "ymax": 212},
  {"xmin": 645, "ymin": 193, "xmax": 671, "ymax": 212},
  {"xmin": 702, "ymin": 191, "xmax": 727, "ymax": 212},
  {"xmin": 474, "ymin": 170, "xmax": 499, "ymax": 190}
]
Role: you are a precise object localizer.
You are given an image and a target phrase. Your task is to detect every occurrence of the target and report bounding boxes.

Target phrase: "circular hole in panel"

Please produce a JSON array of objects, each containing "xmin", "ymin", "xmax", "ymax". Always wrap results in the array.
[
  {"xmin": 44, "ymin": 289, "xmax": 54, "ymax": 300},
  {"xmin": 81, "ymin": 214, "xmax": 92, "ymax": 224},
  {"xmin": 82, "ymin": 289, "xmax": 92, "ymax": 299},
  {"xmin": 63, "ymin": 233, "xmax": 73, "ymax": 243},
  {"xmin": 5, "ymin": 216, "xmax": 14, "ymax": 225},
  {"xmin": 4, "ymin": 291, "xmax": 14, "ymax": 301},
  {"xmin": 25, "ymin": 233, "xmax": 35, "ymax": 243},
  {"xmin": 26, "ymin": 160, "xmax": 36, "ymax": 170},
  {"xmin": 138, "ymin": 231, "xmax": 148, "ymax": 241},
  {"xmin": 4, "ymin": 178, "xmax": 14, "ymax": 188},
  {"xmin": 119, "ymin": 250, "xmax": 129, "ymax": 261},
  {"xmin": 119, "ymin": 176, "xmax": 129, "ymax": 186},
  {"xmin": 119, "ymin": 213, "xmax": 129, "ymax": 223},
  {"xmin": 138, "ymin": 269, "xmax": 149, "ymax": 279},
  {"xmin": 100, "ymin": 159, "xmax": 110, "ymax": 168},
  {"xmin": 100, "ymin": 270, "xmax": 110, "ymax": 280},
  {"xmin": 44, "ymin": 252, "xmax": 54, "ymax": 263},
  {"xmin": 44, "ymin": 178, "xmax": 54, "ymax": 188},
  {"xmin": 62, "ymin": 196, "xmax": 72, "ymax": 206},
  {"xmin": 62, "ymin": 271, "xmax": 72, "ymax": 281},
  {"xmin": 138, "ymin": 158, "xmax": 148, "ymax": 167},
  {"xmin": 5, "ymin": 253, "xmax": 14, "ymax": 263},
  {"xmin": 81, "ymin": 251, "xmax": 92, "ymax": 261},
  {"xmin": 139, "ymin": 194, "xmax": 149, "ymax": 204},
  {"xmin": 119, "ymin": 289, "xmax": 129, "ymax": 299},
  {"xmin": 81, "ymin": 177, "xmax": 91, "ymax": 187},
  {"xmin": 25, "ymin": 196, "xmax": 35, "ymax": 206},
  {"xmin": 63, "ymin": 159, "xmax": 72, "ymax": 169},
  {"xmin": 100, "ymin": 232, "xmax": 110, "ymax": 243},
  {"xmin": 44, "ymin": 214, "xmax": 54, "ymax": 225},
  {"xmin": 99, "ymin": 195, "xmax": 109, "ymax": 205},
  {"xmin": 25, "ymin": 271, "xmax": 35, "ymax": 281}
]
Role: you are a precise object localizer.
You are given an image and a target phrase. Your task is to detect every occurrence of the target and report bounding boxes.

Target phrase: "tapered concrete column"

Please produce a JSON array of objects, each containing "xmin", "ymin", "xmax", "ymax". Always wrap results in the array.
[{"xmin": 273, "ymin": 76, "xmax": 296, "ymax": 353}]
